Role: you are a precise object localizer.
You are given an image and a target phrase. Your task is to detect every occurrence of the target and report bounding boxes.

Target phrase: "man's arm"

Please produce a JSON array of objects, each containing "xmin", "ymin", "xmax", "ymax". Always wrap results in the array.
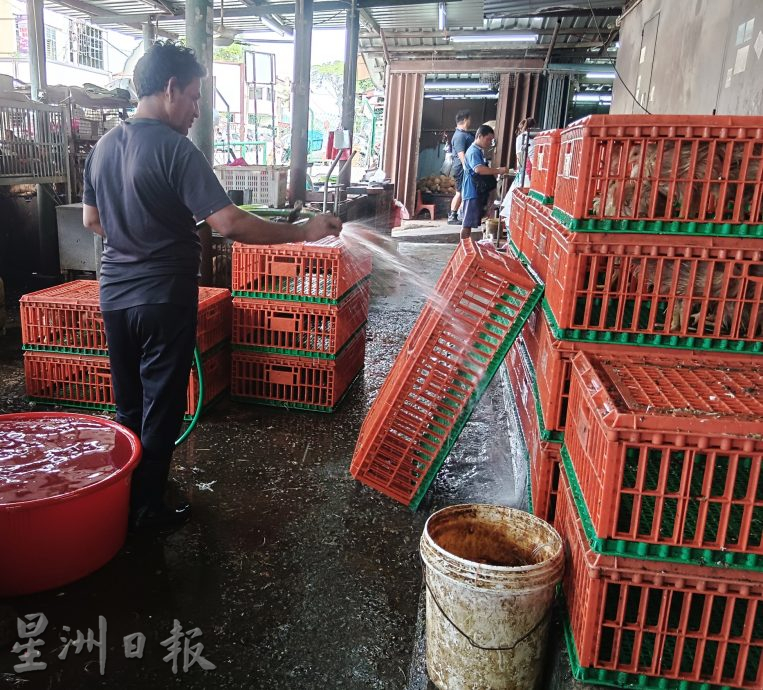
[
  {"xmin": 206, "ymin": 204, "xmax": 341, "ymax": 244},
  {"xmin": 474, "ymin": 163, "xmax": 507, "ymax": 176},
  {"xmin": 457, "ymin": 151, "xmax": 467, "ymax": 167},
  {"xmin": 83, "ymin": 203, "xmax": 105, "ymax": 237}
]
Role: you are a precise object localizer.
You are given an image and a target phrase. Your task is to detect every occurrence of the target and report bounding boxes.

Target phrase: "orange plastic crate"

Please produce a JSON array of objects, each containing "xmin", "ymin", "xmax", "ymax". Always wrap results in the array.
[
  {"xmin": 523, "ymin": 194, "xmax": 556, "ymax": 283},
  {"xmin": 24, "ymin": 347, "xmax": 229, "ymax": 417},
  {"xmin": 558, "ymin": 466, "xmax": 763, "ymax": 689},
  {"xmin": 230, "ymin": 326, "xmax": 365, "ymax": 411},
  {"xmin": 529, "ymin": 128, "xmax": 561, "ymax": 204},
  {"xmin": 231, "ymin": 236, "xmax": 372, "ymax": 302},
  {"xmin": 350, "ymin": 239, "xmax": 542, "ymax": 508},
  {"xmin": 553, "ymin": 114, "xmax": 763, "ymax": 228},
  {"xmin": 231, "ymin": 281, "xmax": 369, "ymax": 356},
  {"xmin": 507, "ymin": 187, "xmax": 529, "ymax": 259},
  {"xmin": 543, "ymin": 225, "xmax": 763, "ymax": 350},
  {"xmin": 505, "ymin": 341, "xmax": 561, "ymax": 525},
  {"xmin": 565, "ymin": 352, "xmax": 763, "ymax": 568},
  {"xmin": 524, "ymin": 307, "xmax": 759, "ymax": 435},
  {"xmin": 20, "ymin": 281, "xmax": 231, "ymax": 355}
]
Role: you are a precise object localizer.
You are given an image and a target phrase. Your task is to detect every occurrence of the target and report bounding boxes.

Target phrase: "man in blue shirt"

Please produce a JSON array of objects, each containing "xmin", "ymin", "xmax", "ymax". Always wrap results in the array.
[
  {"xmin": 461, "ymin": 124, "xmax": 507, "ymax": 239},
  {"xmin": 83, "ymin": 42, "xmax": 340, "ymax": 532},
  {"xmin": 447, "ymin": 110, "xmax": 473, "ymax": 224}
]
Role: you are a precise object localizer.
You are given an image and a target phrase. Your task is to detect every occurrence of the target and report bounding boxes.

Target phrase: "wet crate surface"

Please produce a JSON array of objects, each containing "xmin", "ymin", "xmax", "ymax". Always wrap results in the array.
[
  {"xmin": 523, "ymin": 194, "xmax": 556, "ymax": 284},
  {"xmin": 231, "ymin": 280, "xmax": 369, "ymax": 357},
  {"xmin": 24, "ymin": 347, "xmax": 229, "ymax": 418},
  {"xmin": 553, "ymin": 114, "xmax": 763, "ymax": 236},
  {"xmin": 20, "ymin": 281, "xmax": 232, "ymax": 355},
  {"xmin": 543, "ymin": 226, "xmax": 763, "ymax": 352},
  {"xmin": 558, "ymin": 466, "xmax": 763, "ymax": 690},
  {"xmin": 231, "ymin": 237, "xmax": 372, "ymax": 303},
  {"xmin": 505, "ymin": 341, "xmax": 561, "ymax": 525},
  {"xmin": 230, "ymin": 327, "xmax": 366, "ymax": 412},
  {"xmin": 350, "ymin": 239, "xmax": 542, "ymax": 508},
  {"xmin": 565, "ymin": 352, "xmax": 763, "ymax": 569}
]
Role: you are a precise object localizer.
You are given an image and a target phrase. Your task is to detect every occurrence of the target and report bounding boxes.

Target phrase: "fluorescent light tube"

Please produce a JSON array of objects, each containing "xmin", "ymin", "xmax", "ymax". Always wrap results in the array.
[
  {"xmin": 449, "ymin": 32, "xmax": 537, "ymax": 43},
  {"xmin": 424, "ymin": 81, "xmax": 491, "ymax": 90},
  {"xmin": 585, "ymin": 72, "xmax": 615, "ymax": 79}
]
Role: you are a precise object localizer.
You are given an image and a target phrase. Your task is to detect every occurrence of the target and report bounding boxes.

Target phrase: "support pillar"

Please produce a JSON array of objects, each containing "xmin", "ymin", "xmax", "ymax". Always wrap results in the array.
[
  {"xmin": 339, "ymin": 0, "xmax": 359, "ymax": 188},
  {"xmin": 186, "ymin": 0, "xmax": 214, "ymax": 284},
  {"xmin": 26, "ymin": 0, "xmax": 57, "ymax": 277},
  {"xmin": 288, "ymin": 0, "xmax": 313, "ymax": 206},
  {"xmin": 26, "ymin": 0, "xmax": 46, "ymax": 101},
  {"xmin": 143, "ymin": 19, "xmax": 156, "ymax": 52}
]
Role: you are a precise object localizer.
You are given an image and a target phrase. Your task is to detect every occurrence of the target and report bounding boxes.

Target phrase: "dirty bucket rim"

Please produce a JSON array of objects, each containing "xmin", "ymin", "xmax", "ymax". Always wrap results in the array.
[
  {"xmin": 0, "ymin": 412, "xmax": 142, "ymax": 510},
  {"xmin": 423, "ymin": 503, "xmax": 564, "ymax": 573}
]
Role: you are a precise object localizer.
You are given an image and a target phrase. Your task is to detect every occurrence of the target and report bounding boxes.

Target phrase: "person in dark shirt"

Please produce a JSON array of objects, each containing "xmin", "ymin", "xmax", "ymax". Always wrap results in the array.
[
  {"xmin": 83, "ymin": 42, "xmax": 340, "ymax": 532},
  {"xmin": 447, "ymin": 110, "xmax": 474, "ymax": 224}
]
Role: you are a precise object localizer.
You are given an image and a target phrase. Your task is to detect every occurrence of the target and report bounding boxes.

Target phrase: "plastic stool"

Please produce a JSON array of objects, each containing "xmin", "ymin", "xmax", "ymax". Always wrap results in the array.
[{"xmin": 415, "ymin": 191, "xmax": 436, "ymax": 220}]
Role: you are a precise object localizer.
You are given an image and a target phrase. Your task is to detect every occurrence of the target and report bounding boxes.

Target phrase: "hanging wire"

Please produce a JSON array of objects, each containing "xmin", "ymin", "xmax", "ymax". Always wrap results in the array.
[{"xmin": 586, "ymin": 0, "xmax": 651, "ymax": 114}]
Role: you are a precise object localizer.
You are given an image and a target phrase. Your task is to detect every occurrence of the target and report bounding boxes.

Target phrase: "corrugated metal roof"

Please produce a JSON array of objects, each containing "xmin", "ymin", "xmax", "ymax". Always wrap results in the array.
[{"xmin": 43, "ymin": 0, "xmax": 624, "ymax": 86}]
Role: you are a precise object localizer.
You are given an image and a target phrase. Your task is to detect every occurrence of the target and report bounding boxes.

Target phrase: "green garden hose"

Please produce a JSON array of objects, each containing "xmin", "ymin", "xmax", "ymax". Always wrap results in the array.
[{"xmin": 175, "ymin": 345, "xmax": 204, "ymax": 446}]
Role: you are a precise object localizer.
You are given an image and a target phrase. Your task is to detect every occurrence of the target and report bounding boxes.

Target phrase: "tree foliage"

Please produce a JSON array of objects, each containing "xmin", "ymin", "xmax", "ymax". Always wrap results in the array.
[
  {"xmin": 311, "ymin": 61, "xmax": 376, "ymax": 114},
  {"xmin": 214, "ymin": 44, "xmax": 245, "ymax": 63}
]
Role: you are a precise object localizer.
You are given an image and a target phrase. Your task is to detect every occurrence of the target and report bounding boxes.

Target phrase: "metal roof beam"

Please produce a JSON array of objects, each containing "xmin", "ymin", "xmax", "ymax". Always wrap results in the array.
[
  {"xmin": 486, "ymin": 8, "xmax": 621, "ymax": 18},
  {"xmin": 388, "ymin": 58, "xmax": 544, "ymax": 72},
  {"xmin": 87, "ymin": 0, "xmax": 456, "ymax": 25}
]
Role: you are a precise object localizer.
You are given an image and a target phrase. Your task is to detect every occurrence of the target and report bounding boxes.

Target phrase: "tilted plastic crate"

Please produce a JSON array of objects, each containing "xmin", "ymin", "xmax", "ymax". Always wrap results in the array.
[
  {"xmin": 214, "ymin": 164, "xmax": 288, "ymax": 207},
  {"xmin": 529, "ymin": 128, "xmax": 561, "ymax": 204},
  {"xmin": 231, "ymin": 236, "xmax": 372, "ymax": 303},
  {"xmin": 230, "ymin": 326, "xmax": 365, "ymax": 412},
  {"xmin": 504, "ymin": 340, "xmax": 561, "ymax": 525},
  {"xmin": 553, "ymin": 114, "xmax": 763, "ymax": 236},
  {"xmin": 565, "ymin": 352, "xmax": 763, "ymax": 570},
  {"xmin": 231, "ymin": 280, "xmax": 369, "ymax": 357},
  {"xmin": 558, "ymin": 466, "xmax": 763, "ymax": 690},
  {"xmin": 350, "ymin": 239, "xmax": 542, "ymax": 509},
  {"xmin": 20, "ymin": 281, "xmax": 232, "ymax": 355},
  {"xmin": 23, "ymin": 346, "xmax": 229, "ymax": 419},
  {"xmin": 543, "ymin": 225, "xmax": 763, "ymax": 353}
]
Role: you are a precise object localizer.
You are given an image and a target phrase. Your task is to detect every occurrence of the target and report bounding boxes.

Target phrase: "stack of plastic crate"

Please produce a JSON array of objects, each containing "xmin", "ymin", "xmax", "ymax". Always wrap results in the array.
[
  {"xmin": 558, "ymin": 353, "xmax": 763, "ymax": 689},
  {"xmin": 229, "ymin": 236, "xmax": 372, "ymax": 411},
  {"xmin": 350, "ymin": 239, "xmax": 543, "ymax": 508},
  {"xmin": 503, "ymin": 115, "xmax": 763, "ymax": 688},
  {"xmin": 21, "ymin": 280, "xmax": 232, "ymax": 418}
]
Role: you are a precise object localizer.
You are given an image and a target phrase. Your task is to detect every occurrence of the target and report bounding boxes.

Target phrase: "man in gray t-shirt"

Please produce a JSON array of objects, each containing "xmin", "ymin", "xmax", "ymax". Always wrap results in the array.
[{"xmin": 83, "ymin": 42, "xmax": 340, "ymax": 533}]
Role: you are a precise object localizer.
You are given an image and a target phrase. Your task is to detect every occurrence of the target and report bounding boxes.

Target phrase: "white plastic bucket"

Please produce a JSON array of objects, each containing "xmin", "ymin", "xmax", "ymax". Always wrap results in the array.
[{"xmin": 420, "ymin": 504, "xmax": 565, "ymax": 690}]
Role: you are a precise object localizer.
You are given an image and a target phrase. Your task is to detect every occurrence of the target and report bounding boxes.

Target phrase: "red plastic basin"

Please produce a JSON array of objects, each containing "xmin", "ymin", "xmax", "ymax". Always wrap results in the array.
[{"xmin": 0, "ymin": 412, "xmax": 141, "ymax": 596}]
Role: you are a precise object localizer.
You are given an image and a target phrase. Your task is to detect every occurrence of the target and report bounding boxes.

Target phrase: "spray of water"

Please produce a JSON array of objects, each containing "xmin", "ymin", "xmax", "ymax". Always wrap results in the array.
[{"xmin": 340, "ymin": 218, "xmax": 483, "ymax": 367}]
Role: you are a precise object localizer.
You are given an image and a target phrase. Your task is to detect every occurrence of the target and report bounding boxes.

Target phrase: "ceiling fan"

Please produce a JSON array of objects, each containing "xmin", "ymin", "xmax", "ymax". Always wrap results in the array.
[{"xmin": 214, "ymin": 0, "xmax": 239, "ymax": 47}]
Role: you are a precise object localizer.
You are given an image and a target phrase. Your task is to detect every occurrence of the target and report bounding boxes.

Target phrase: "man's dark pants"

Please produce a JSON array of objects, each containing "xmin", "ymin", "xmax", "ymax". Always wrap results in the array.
[{"xmin": 103, "ymin": 303, "xmax": 197, "ymax": 512}]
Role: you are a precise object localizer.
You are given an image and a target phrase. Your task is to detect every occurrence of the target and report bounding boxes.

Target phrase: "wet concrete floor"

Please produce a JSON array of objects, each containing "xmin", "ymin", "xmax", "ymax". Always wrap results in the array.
[{"xmin": 0, "ymin": 241, "xmax": 583, "ymax": 690}]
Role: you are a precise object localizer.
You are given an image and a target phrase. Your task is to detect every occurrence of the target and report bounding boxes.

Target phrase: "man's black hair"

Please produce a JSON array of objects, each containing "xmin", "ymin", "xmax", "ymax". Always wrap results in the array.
[
  {"xmin": 455, "ymin": 110, "xmax": 471, "ymax": 125},
  {"xmin": 476, "ymin": 124, "xmax": 495, "ymax": 138},
  {"xmin": 133, "ymin": 41, "xmax": 206, "ymax": 99}
]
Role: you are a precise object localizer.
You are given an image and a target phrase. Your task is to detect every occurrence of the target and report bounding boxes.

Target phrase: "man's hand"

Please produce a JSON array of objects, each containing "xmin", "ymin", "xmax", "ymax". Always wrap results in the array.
[{"xmin": 302, "ymin": 214, "xmax": 342, "ymax": 242}]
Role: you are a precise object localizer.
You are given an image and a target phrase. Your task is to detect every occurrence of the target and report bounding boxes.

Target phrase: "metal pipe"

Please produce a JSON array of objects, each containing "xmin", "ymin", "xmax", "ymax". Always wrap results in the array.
[
  {"xmin": 340, "ymin": 0, "xmax": 359, "ymax": 188},
  {"xmin": 186, "ymin": 0, "xmax": 214, "ymax": 285},
  {"xmin": 289, "ymin": 0, "xmax": 313, "ymax": 204},
  {"xmin": 26, "ymin": 0, "xmax": 47, "ymax": 101},
  {"xmin": 143, "ymin": 19, "xmax": 156, "ymax": 51},
  {"xmin": 323, "ymin": 150, "xmax": 344, "ymax": 212}
]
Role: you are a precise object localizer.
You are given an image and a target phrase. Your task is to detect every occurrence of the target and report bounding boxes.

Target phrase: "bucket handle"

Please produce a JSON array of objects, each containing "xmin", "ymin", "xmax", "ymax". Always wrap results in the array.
[{"xmin": 424, "ymin": 579, "xmax": 551, "ymax": 652}]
